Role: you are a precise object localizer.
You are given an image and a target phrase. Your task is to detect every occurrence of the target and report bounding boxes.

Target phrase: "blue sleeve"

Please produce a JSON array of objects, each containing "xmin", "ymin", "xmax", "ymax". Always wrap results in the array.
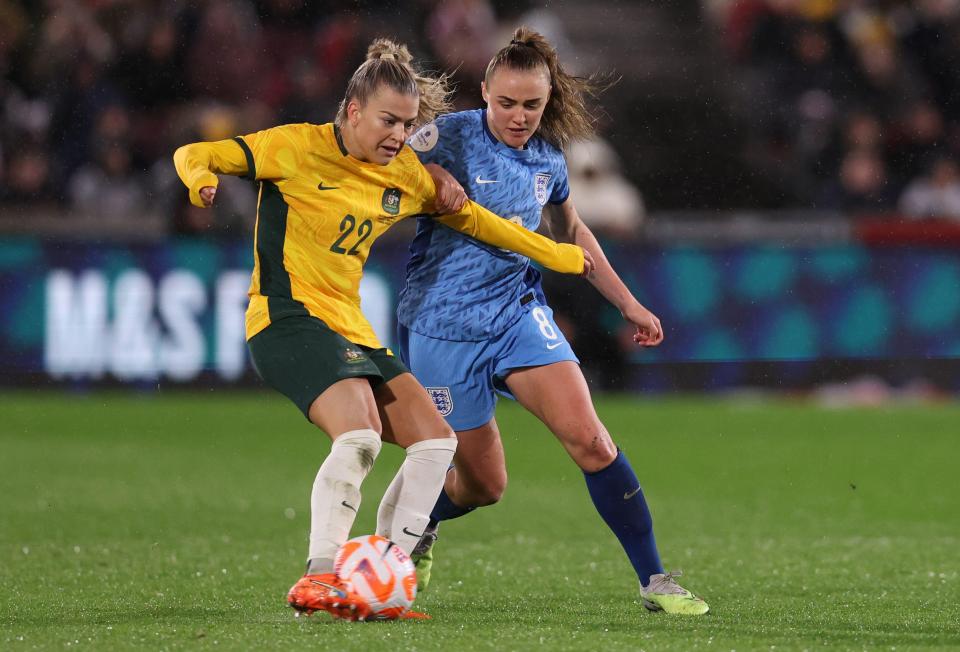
[{"xmin": 549, "ymin": 152, "xmax": 570, "ymax": 205}]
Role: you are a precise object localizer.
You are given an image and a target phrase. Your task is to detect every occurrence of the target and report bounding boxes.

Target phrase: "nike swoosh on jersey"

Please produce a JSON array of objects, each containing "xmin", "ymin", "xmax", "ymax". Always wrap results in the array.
[
  {"xmin": 475, "ymin": 175, "xmax": 499, "ymax": 184},
  {"xmin": 546, "ymin": 342, "xmax": 563, "ymax": 350},
  {"xmin": 317, "ymin": 181, "xmax": 339, "ymax": 190}
]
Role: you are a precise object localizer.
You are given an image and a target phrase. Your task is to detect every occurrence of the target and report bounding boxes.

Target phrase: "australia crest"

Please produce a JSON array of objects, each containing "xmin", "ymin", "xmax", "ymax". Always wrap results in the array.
[
  {"xmin": 382, "ymin": 188, "xmax": 402, "ymax": 215},
  {"xmin": 343, "ymin": 347, "xmax": 367, "ymax": 364}
]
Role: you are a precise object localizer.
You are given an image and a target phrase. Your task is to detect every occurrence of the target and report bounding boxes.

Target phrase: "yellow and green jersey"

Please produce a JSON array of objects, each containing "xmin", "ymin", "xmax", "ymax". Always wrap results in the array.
[{"xmin": 173, "ymin": 122, "xmax": 584, "ymax": 348}]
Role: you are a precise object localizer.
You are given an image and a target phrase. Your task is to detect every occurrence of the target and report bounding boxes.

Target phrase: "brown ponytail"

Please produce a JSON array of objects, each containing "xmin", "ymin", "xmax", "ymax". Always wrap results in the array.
[
  {"xmin": 485, "ymin": 27, "xmax": 610, "ymax": 149},
  {"xmin": 336, "ymin": 38, "xmax": 453, "ymax": 127}
]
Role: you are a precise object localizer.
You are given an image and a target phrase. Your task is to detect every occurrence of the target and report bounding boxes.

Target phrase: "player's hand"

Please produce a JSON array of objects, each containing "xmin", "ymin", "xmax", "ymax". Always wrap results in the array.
[
  {"xmin": 199, "ymin": 186, "xmax": 217, "ymax": 207},
  {"xmin": 581, "ymin": 249, "xmax": 595, "ymax": 277},
  {"xmin": 425, "ymin": 163, "xmax": 467, "ymax": 214},
  {"xmin": 622, "ymin": 301, "xmax": 663, "ymax": 347}
]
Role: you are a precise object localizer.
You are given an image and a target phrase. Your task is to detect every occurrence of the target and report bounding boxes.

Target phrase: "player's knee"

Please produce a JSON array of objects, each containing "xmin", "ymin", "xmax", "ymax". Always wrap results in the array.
[
  {"xmin": 461, "ymin": 473, "xmax": 506, "ymax": 507},
  {"xmin": 331, "ymin": 428, "xmax": 384, "ymax": 473},
  {"xmin": 566, "ymin": 427, "xmax": 617, "ymax": 472},
  {"xmin": 417, "ymin": 401, "xmax": 456, "ymax": 441},
  {"xmin": 424, "ymin": 425, "xmax": 456, "ymax": 442},
  {"xmin": 309, "ymin": 405, "xmax": 382, "ymax": 436},
  {"xmin": 471, "ymin": 480, "xmax": 506, "ymax": 507}
]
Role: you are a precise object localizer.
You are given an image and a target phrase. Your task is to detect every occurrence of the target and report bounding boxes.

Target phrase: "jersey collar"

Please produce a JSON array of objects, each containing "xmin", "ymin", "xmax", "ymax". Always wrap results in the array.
[{"xmin": 333, "ymin": 123, "xmax": 350, "ymax": 156}]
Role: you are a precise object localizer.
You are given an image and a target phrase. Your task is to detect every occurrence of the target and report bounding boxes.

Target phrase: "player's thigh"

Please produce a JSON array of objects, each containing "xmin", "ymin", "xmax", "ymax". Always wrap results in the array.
[
  {"xmin": 308, "ymin": 377, "xmax": 381, "ymax": 439},
  {"xmin": 505, "ymin": 361, "xmax": 616, "ymax": 472},
  {"xmin": 451, "ymin": 418, "xmax": 508, "ymax": 500},
  {"xmin": 374, "ymin": 372, "xmax": 455, "ymax": 449}
]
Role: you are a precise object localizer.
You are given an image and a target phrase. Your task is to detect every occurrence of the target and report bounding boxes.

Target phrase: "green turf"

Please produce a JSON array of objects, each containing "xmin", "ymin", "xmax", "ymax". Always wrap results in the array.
[{"xmin": 1, "ymin": 392, "xmax": 958, "ymax": 650}]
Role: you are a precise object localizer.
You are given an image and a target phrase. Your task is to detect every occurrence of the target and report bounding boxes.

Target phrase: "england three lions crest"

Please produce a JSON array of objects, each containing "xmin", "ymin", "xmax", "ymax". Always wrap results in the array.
[
  {"xmin": 426, "ymin": 387, "xmax": 453, "ymax": 416},
  {"xmin": 534, "ymin": 173, "xmax": 551, "ymax": 206}
]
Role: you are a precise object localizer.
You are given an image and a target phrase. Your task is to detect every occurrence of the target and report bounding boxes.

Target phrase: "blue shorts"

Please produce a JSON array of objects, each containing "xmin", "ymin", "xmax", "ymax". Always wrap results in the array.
[{"xmin": 397, "ymin": 300, "xmax": 579, "ymax": 431}]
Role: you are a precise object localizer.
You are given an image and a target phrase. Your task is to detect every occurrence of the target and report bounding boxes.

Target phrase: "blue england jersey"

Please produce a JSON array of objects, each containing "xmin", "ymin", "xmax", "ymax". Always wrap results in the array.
[{"xmin": 397, "ymin": 109, "xmax": 570, "ymax": 341}]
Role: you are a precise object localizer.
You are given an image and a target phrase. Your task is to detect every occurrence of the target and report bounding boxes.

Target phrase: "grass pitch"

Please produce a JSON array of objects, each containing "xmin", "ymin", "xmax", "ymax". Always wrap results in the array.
[{"xmin": 1, "ymin": 391, "xmax": 958, "ymax": 651}]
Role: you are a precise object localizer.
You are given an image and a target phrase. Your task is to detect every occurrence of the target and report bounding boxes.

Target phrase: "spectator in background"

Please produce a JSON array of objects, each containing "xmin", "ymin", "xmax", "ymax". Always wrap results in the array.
[
  {"xmin": 818, "ymin": 147, "xmax": 896, "ymax": 213},
  {"xmin": 2, "ymin": 141, "xmax": 54, "ymax": 203},
  {"xmin": 776, "ymin": 21, "xmax": 848, "ymax": 194},
  {"xmin": 887, "ymin": 99, "xmax": 948, "ymax": 185},
  {"xmin": 111, "ymin": 17, "xmax": 185, "ymax": 111},
  {"xmin": 110, "ymin": 16, "xmax": 188, "ymax": 163},
  {"xmin": 30, "ymin": 1, "xmax": 115, "ymax": 85},
  {"xmin": 843, "ymin": 8, "xmax": 926, "ymax": 118},
  {"xmin": 277, "ymin": 59, "xmax": 335, "ymax": 125},
  {"xmin": 899, "ymin": 0, "xmax": 960, "ymax": 123},
  {"xmin": 185, "ymin": 0, "xmax": 266, "ymax": 103},
  {"xmin": 899, "ymin": 155, "xmax": 960, "ymax": 220},
  {"xmin": 68, "ymin": 140, "xmax": 146, "ymax": 218},
  {"xmin": 0, "ymin": 1, "xmax": 28, "ymax": 77},
  {"xmin": 817, "ymin": 108, "xmax": 884, "ymax": 182},
  {"xmin": 842, "ymin": 109, "xmax": 884, "ymax": 151},
  {"xmin": 425, "ymin": 0, "xmax": 498, "ymax": 109},
  {"xmin": 565, "ymin": 136, "xmax": 645, "ymax": 238},
  {"xmin": 31, "ymin": 3, "xmax": 117, "ymax": 188}
]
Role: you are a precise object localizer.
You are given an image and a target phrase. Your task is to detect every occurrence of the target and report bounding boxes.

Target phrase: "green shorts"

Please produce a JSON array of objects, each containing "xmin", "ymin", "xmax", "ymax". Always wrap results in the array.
[{"xmin": 247, "ymin": 315, "xmax": 408, "ymax": 419}]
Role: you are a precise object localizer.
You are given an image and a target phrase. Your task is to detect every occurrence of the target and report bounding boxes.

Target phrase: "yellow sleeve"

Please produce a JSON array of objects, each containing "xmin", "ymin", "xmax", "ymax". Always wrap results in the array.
[
  {"xmin": 436, "ymin": 201, "xmax": 585, "ymax": 275},
  {"xmin": 173, "ymin": 125, "xmax": 306, "ymax": 207},
  {"xmin": 172, "ymin": 139, "xmax": 249, "ymax": 208}
]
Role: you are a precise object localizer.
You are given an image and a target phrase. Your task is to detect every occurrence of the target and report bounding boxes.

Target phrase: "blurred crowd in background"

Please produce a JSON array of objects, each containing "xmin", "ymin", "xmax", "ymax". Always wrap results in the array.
[
  {"xmin": 2, "ymin": 0, "xmax": 960, "ymax": 234},
  {"xmin": 708, "ymin": 0, "xmax": 960, "ymax": 216}
]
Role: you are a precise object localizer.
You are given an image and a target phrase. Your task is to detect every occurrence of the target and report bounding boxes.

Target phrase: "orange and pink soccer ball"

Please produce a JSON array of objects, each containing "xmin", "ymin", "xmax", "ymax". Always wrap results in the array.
[{"xmin": 334, "ymin": 534, "xmax": 417, "ymax": 620}]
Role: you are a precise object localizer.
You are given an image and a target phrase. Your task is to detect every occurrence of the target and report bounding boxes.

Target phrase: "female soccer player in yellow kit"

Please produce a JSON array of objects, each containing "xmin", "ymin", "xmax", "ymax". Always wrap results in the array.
[{"xmin": 173, "ymin": 39, "xmax": 591, "ymax": 620}]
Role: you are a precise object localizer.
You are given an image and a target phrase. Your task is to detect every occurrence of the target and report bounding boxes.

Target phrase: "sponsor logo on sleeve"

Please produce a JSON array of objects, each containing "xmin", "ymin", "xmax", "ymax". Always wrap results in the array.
[{"xmin": 409, "ymin": 123, "xmax": 439, "ymax": 152}]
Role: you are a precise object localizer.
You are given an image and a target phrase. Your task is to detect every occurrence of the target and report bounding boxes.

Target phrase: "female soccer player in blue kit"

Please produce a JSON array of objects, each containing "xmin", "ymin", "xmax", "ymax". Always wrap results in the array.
[{"xmin": 398, "ymin": 28, "xmax": 708, "ymax": 614}]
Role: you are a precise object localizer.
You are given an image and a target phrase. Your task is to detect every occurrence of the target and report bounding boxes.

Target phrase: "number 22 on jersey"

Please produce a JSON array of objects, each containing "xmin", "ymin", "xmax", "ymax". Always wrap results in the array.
[{"xmin": 330, "ymin": 214, "xmax": 373, "ymax": 255}]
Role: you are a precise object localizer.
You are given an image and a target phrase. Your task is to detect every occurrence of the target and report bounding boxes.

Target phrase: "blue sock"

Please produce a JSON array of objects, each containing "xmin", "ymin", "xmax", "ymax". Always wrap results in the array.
[
  {"xmin": 583, "ymin": 449, "xmax": 664, "ymax": 586},
  {"xmin": 429, "ymin": 487, "xmax": 475, "ymax": 525}
]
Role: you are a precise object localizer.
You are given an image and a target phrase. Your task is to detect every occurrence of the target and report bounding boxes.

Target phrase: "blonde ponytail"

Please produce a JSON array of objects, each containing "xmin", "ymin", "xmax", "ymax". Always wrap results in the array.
[
  {"xmin": 336, "ymin": 38, "xmax": 453, "ymax": 127},
  {"xmin": 366, "ymin": 38, "xmax": 413, "ymax": 65}
]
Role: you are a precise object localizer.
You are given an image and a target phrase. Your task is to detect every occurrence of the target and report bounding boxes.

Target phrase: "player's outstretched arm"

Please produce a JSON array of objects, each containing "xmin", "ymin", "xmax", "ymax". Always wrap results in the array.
[
  {"xmin": 435, "ymin": 200, "xmax": 592, "ymax": 276},
  {"xmin": 172, "ymin": 139, "xmax": 251, "ymax": 208},
  {"xmin": 548, "ymin": 199, "xmax": 663, "ymax": 346}
]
